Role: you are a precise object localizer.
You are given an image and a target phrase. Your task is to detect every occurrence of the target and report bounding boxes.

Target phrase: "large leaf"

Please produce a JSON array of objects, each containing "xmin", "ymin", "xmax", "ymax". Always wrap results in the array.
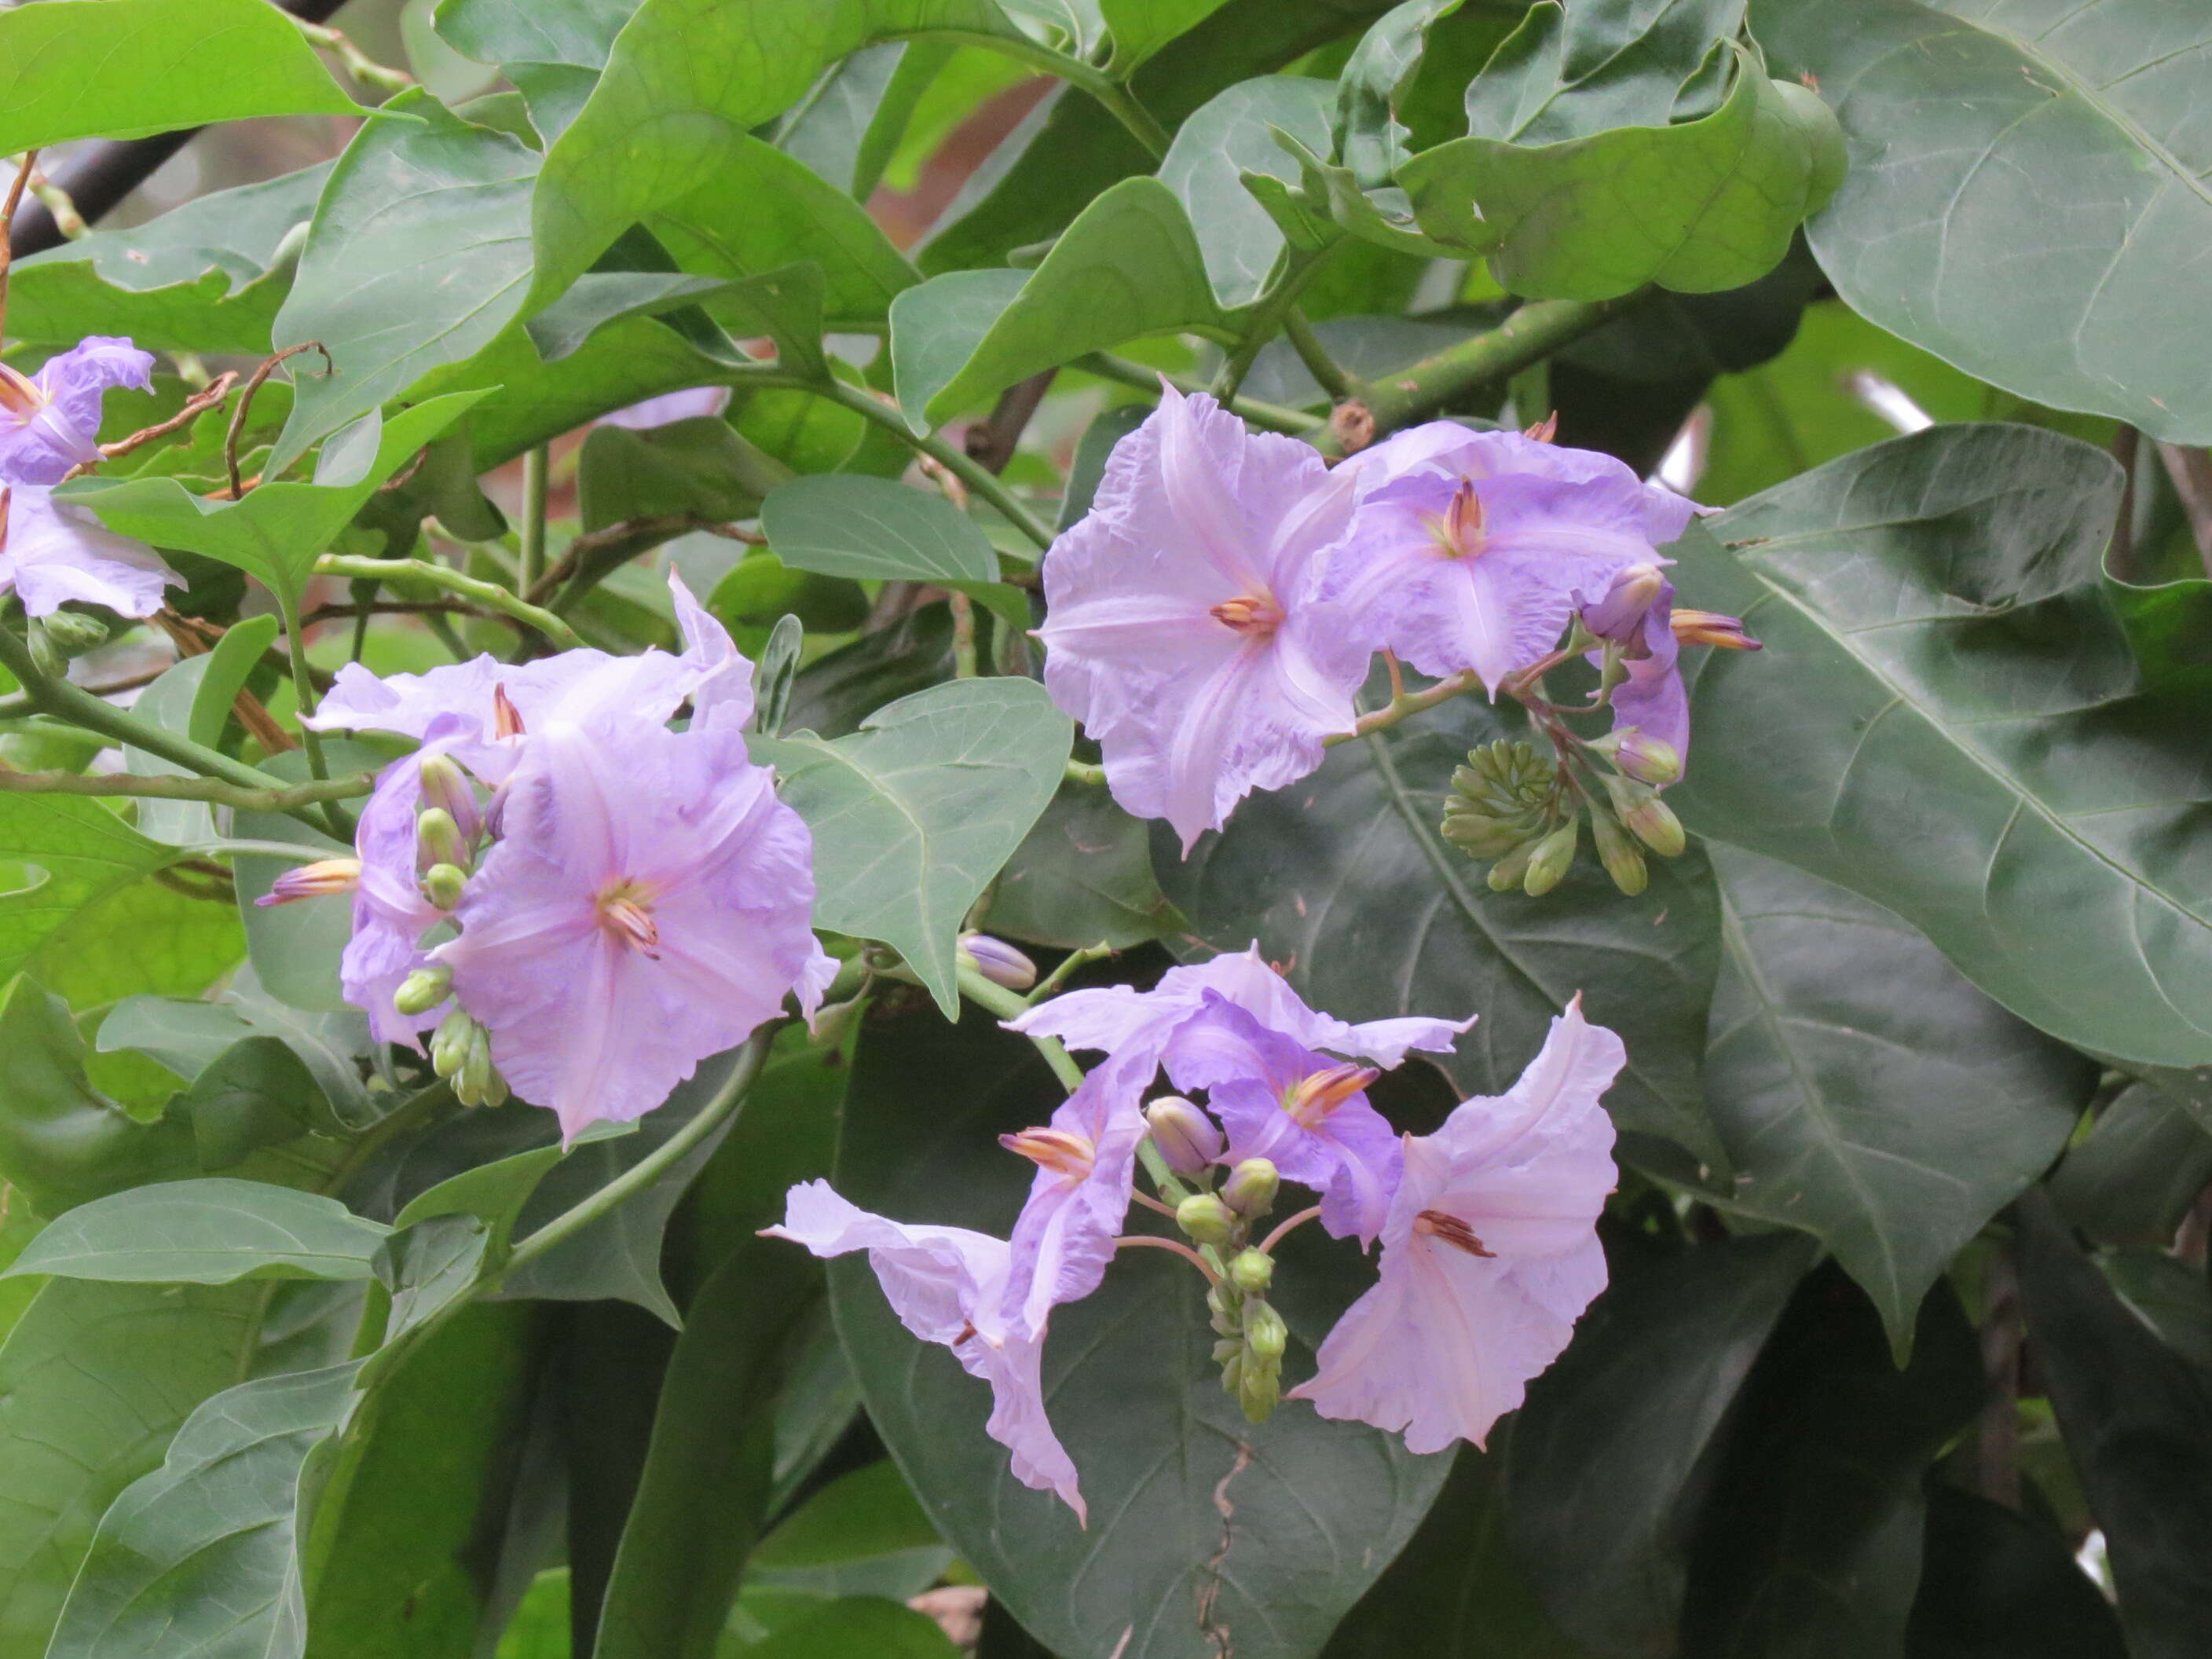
[
  {"xmin": 1756, "ymin": 0, "xmax": 2212, "ymax": 444},
  {"xmin": 762, "ymin": 474, "xmax": 999, "ymax": 586},
  {"xmin": 1157, "ymin": 76, "xmax": 1336, "ymax": 309},
  {"xmin": 756, "ymin": 679, "xmax": 1071, "ymax": 1016},
  {"xmin": 0, "ymin": 0, "xmax": 354, "ymax": 153},
  {"xmin": 2050, "ymin": 1084, "xmax": 2212, "ymax": 1248},
  {"xmin": 1455, "ymin": 0, "xmax": 1748, "ymax": 145},
  {"xmin": 0, "ymin": 795, "xmax": 207, "ymax": 1000},
  {"xmin": 1506, "ymin": 1233, "xmax": 1818, "ymax": 1657},
  {"xmin": 1669, "ymin": 424, "xmax": 2212, "ymax": 1073},
  {"xmin": 831, "ymin": 1003, "xmax": 1454, "ymax": 1659},
  {"xmin": 47, "ymin": 1361, "xmax": 361, "ymax": 1659},
  {"xmin": 1155, "ymin": 668, "xmax": 1725, "ymax": 1173},
  {"xmin": 892, "ymin": 177, "xmax": 1236, "ymax": 428},
  {"xmin": 988, "ymin": 783, "xmax": 1183, "ymax": 950},
  {"xmin": 0, "ymin": 1279, "xmax": 262, "ymax": 1654},
  {"xmin": 5, "ymin": 164, "xmax": 329, "ymax": 354},
  {"xmin": 1101, "ymin": 0, "xmax": 1236, "ymax": 71},
  {"xmin": 1705, "ymin": 848, "xmax": 2093, "ymax": 1354},
  {"xmin": 1906, "ymin": 1485, "xmax": 2127, "ymax": 1659},
  {"xmin": 5, "ymin": 1178, "xmax": 390, "ymax": 1287},
  {"xmin": 269, "ymin": 93, "xmax": 540, "ymax": 474},
  {"xmin": 2014, "ymin": 1192, "xmax": 2212, "ymax": 1657}
]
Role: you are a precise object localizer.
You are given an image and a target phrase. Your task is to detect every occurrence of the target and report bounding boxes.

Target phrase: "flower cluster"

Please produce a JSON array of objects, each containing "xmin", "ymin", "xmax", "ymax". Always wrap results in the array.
[
  {"xmin": 1038, "ymin": 387, "xmax": 1758, "ymax": 885},
  {"xmin": 271, "ymin": 572, "xmax": 834, "ymax": 1139},
  {"xmin": 770, "ymin": 949, "xmax": 1623, "ymax": 1520}
]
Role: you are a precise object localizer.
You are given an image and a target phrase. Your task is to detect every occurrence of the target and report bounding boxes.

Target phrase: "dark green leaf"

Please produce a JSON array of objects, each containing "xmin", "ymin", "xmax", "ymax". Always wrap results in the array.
[
  {"xmin": 1507, "ymin": 1233, "xmax": 1818, "ymax": 1655},
  {"xmin": 832, "ymin": 1003, "xmax": 1454, "ymax": 1659},
  {"xmin": 741, "ymin": 1597, "xmax": 963, "ymax": 1659},
  {"xmin": 1155, "ymin": 668, "xmax": 1724, "ymax": 1172},
  {"xmin": 523, "ymin": 271, "xmax": 735, "ymax": 363},
  {"xmin": 760, "ymin": 472, "xmax": 1022, "ymax": 628},
  {"xmin": 2050, "ymin": 1086, "xmax": 2212, "ymax": 1249},
  {"xmin": 757, "ymin": 679, "xmax": 1071, "ymax": 1016},
  {"xmin": 1460, "ymin": 0, "xmax": 1748, "ymax": 144},
  {"xmin": 785, "ymin": 604, "xmax": 958, "ymax": 740},
  {"xmin": 577, "ymin": 417, "xmax": 789, "ymax": 531},
  {"xmin": 1672, "ymin": 425, "xmax": 2212, "ymax": 1075},
  {"xmin": 1705, "ymin": 848, "xmax": 2093, "ymax": 1354},
  {"xmin": 1757, "ymin": 0, "xmax": 2212, "ymax": 443},
  {"xmin": 8, "ymin": 1177, "xmax": 390, "ymax": 1286},
  {"xmin": 1906, "ymin": 1485, "xmax": 2126, "ymax": 1659},
  {"xmin": 178, "ymin": 1038, "xmax": 320, "ymax": 1167},
  {"xmin": 1157, "ymin": 76, "xmax": 1336, "ymax": 308},
  {"xmin": 1101, "ymin": 0, "xmax": 1236, "ymax": 71},
  {"xmin": 988, "ymin": 782, "xmax": 1184, "ymax": 950},
  {"xmin": 2014, "ymin": 1191, "xmax": 2212, "ymax": 1657},
  {"xmin": 744, "ymin": 1462, "xmax": 951, "ymax": 1610},
  {"xmin": 2100, "ymin": 1249, "xmax": 2212, "ymax": 1378}
]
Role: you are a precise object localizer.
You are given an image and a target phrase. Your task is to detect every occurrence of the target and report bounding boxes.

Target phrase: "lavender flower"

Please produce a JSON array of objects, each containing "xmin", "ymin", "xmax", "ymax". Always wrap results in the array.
[
  {"xmin": 0, "ymin": 337, "xmax": 153, "ymax": 485},
  {"xmin": 1036, "ymin": 386, "xmax": 1370, "ymax": 851},
  {"xmin": 596, "ymin": 386, "xmax": 732, "ymax": 431},
  {"xmin": 432, "ymin": 717, "xmax": 833, "ymax": 1138},
  {"xmin": 0, "ymin": 484, "xmax": 180, "ymax": 618},
  {"xmin": 767, "ymin": 1181, "xmax": 1085, "ymax": 1521},
  {"xmin": 338, "ymin": 735, "xmax": 463, "ymax": 1048},
  {"xmin": 997, "ymin": 1049, "xmax": 1152, "ymax": 1331},
  {"xmin": 1582, "ymin": 562, "xmax": 1690, "ymax": 765},
  {"xmin": 1329, "ymin": 427, "xmax": 1701, "ymax": 694},
  {"xmin": 1288, "ymin": 999, "xmax": 1623, "ymax": 1452}
]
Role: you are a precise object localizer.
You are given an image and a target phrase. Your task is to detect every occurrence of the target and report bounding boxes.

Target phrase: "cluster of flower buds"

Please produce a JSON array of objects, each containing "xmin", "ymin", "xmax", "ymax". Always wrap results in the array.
[
  {"xmin": 1187, "ymin": 1156, "xmax": 1292, "ymax": 1421},
  {"xmin": 413, "ymin": 753, "xmax": 485, "ymax": 914},
  {"xmin": 1441, "ymin": 726, "xmax": 1690, "ymax": 898},
  {"xmin": 428, "ymin": 1007, "xmax": 507, "ymax": 1108}
]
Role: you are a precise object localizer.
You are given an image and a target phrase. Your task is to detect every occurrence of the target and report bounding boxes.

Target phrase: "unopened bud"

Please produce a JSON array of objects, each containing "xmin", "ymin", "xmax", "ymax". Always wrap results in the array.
[
  {"xmin": 1589, "ymin": 806, "xmax": 1649, "ymax": 896},
  {"xmin": 37, "ymin": 610, "xmax": 112, "ymax": 657},
  {"xmin": 429, "ymin": 1008, "xmax": 475, "ymax": 1078},
  {"xmin": 1595, "ymin": 728, "xmax": 1682, "ymax": 787},
  {"xmin": 1177, "ymin": 1192, "xmax": 1235, "ymax": 1248},
  {"xmin": 1229, "ymin": 1248, "xmax": 1273, "ymax": 1295},
  {"xmin": 254, "ymin": 857, "xmax": 360, "ymax": 907},
  {"xmin": 1487, "ymin": 840, "xmax": 1536, "ymax": 893},
  {"xmin": 1605, "ymin": 775, "xmax": 1686, "ymax": 857},
  {"xmin": 958, "ymin": 932, "xmax": 1037, "ymax": 992},
  {"xmin": 1145, "ymin": 1097, "xmax": 1221, "ymax": 1176},
  {"xmin": 415, "ymin": 807, "xmax": 469, "ymax": 874},
  {"xmin": 1581, "ymin": 563, "xmax": 1667, "ymax": 642},
  {"xmin": 456, "ymin": 1021, "xmax": 507, "ymax": 1108},
  {"xmin": 417, "ymin": 753, "xmax": 482, "ymax": 842},
  {"xmin": 419, "ymin": 862, "xmax": 467, "ymax": 910},
  {"xmin": 1522, "ymin": 820, "xmax": 1578, "ymax": 897},
  {"xmin": 26, "ymin": 624, "xmax": 64, "ymax": 679},
  {"xmin": 1671, "ymin": 607, "xmax": 1760, "ymax": 651},
  {"xmin": 1222, "ymin": 1158, "xmax": 1278, "ymax": 1219},
  {"xmin": 807, "ymin": 994, "xmax": 866, "ymax": 1050},
  {"xmin": 392, "ymin": 964, "xmax": 453, "ymax": 1016},
  {"xmin": 1244, "ymin": 1299, "xmax": 1288, "ymax": 1361}
]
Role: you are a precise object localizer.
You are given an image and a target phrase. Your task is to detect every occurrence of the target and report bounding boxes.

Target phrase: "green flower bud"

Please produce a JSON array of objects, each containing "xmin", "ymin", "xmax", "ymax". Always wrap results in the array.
[
  {"xmin": 1244, "ymin": 1299, "xmax": 1288, "ymax": 1361},
  {"xmin": 1487, "ymin": 840, "xmax": 1536, "ymax": 893},
  {"xmin": 1228, "ymin": 1248, "xmax": 1273, "ymax": 1295},
  {"xmin": 25, "ymin": 624, "xmax": 65, "ymax": 680},
  {"xmin": 1442, "ymin": 739, "xmax": 1556, "ymax": 861},
  {"xmin": 429, "ymin": 1008, "xmax": 475, "ymax": 1078},
  {"xmin": 1605, "ymin": 775, "xmax": 1686, "ymax": 858},
  {"xmin": 393, "ymin": 964, "xmax": 453, "ymax": 1016},
  {"xmin": 37, "ymin": 610, "xmax": 111, "ymax": 658},
  {"xmin": 1597, "ymin": 730, "xmax": 1682, "ymax": 787},
  {"xmin": 416, "ymin": 753, "xmax": 482, "ymax": 841},
  {"xmin": 1589, "ymin": 805, "xmax": 1649, "ymax": 896},
  {"xmin": 456, "ymin": 1021, "xmax": 507, "ymax": 1108},
  {"xmin": 1221, "ymin": 1158, "xmax": 1279, "ymax": 1219},
  {"xmin": 415, "ymin": 807, "xmax": 470, "ymax": 874},
  {"xmin": 419, "ymin": 862, "xmax": 467, "ymax": 910},
  {"xmin": 1177, "ymin": 1192, "xmax": 1235, "ymax": 1248},
  {"xmin": 1522, "ymin": 819, "xmax": 1578, "ymax": 897}
]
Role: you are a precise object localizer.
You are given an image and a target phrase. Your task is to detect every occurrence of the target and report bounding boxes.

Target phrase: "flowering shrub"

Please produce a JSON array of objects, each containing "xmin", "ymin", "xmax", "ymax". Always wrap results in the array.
[{"xmin": 0, "ymin": 2, "xmax": 2204, "ymax": 1657}]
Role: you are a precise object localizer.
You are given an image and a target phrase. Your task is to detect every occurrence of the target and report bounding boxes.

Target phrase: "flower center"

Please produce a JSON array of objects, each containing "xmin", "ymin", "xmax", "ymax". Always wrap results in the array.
[
  {"xmin": 1423, "ymin": 479, "xmax": 1486, "ymax": 558},
  {"xmin": 595, "ymin": 877, "xmax": 661, "ymax": 956},
  {"xmin": 1210, "ymin": 592, "xmax": 1285, "ymax": 636},
  {"xmin": 1281, "ymin": 1063, "xmax": 1378, "ymax": 1130},
  {"xmin": 0, "ymin": 364, "xmax": 45, "ymax": 425},
  {"xmin": 1413, "ymin": 1210, "xmax": 1495, "ymax": 1257},
  {"xmin": 999, "ymin": 1126, "xmax": 1096, "ymax": 1182}
]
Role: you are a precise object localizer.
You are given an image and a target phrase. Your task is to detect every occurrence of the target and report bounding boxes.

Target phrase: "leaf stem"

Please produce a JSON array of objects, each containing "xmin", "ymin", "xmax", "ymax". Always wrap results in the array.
[
  {"xmin": 0, "ymin": 767, "xmax": 373, "ymax": 812},
  {"xmin": 1213, "ymin": 247, "xmax": 1339, "ymax": 404},
  {"xmin": 949, "ymin": 591, "xmax": 979, "ymax": 678},
  {"xmin": 1064, "ymin": 758, "xmax": 1106, "ymax": 786},
  {"xmin": 317, "ymin": 555, "xmax": 586, "ymax": 651},
  {"xmin": 1324, "ymin": 669, "xmax": 1480, "ymax": 746},
  {"xmin": 1257, "ymin": 1204, "xmax": 1324, "ymax": 1255},
  {"xmin": 924, "ymin": 31, "xmax": 1171, "ymax": 159},
  {"xmin": 1024, "ymin": 939, "xmax": 1115, "ymax": 1004},
  {"xmin": 815, "ymin": 379, "xmax": 1056, "ymax": 551},
  {"xmin": 518, "ymin": 445, "xmax": 549, "ymax": 595},
  {"xmin": 1282, "ymin": 308, "xmax": 1352, "ymax": 401},
  {"xmin": 1075, "ymin": 353, "xmax": 1320, "ymax": 434}
]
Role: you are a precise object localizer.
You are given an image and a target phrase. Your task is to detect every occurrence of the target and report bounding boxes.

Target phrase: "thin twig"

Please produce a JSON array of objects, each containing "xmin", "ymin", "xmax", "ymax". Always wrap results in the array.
[
  {"xmin": 228, "ymin": 343, "xmax": 330, "ymax": 500},
  {"xmin": 317, "ymin": 554, "xmax": 586, "ymax": 651},
  {"xmin": 964, "ymin": 370, "xmax": 1057, "ymax": 476},
  {"xmin": 62, "ymin": 372, "xmax": 240, "ymax": 482},
  {"xmin": 1130, "ymin": 1190, "xmax": 1181, "ymax": 1219},
  {"xmin": 1258, "ymin": 1205, "xmax": 1324, "ymax": 1256},
  {"xmin": 0, "ymin": 151, "xmax": 37, "ymax": 339},
  {"xmin": 529, "ymin": 515, "xmax": 763, "ymax": 604},
  {"xmin": 1115, "ymin": 1234, "xmax": 1220, "ymax": 1280},
  {"xmin": 0, "ymin": 766, "xmax": 372, "ymax": 811}
]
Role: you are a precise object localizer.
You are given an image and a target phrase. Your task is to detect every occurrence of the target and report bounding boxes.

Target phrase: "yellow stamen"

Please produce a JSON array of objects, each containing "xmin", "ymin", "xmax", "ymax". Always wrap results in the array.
[
  {"xmin": 1282, "ymin": 1063, "xmax": 1379, "ymax": 1128},
  {"xmin": 493, "ymin": 682, "xmax": 526, "ymax": 738},
  {"xmin": 0, "ymin": 363, "xmax": 41, "ymax": 422},
  {"xmin": 1424, "ymin": 480, "xmax": 1486, "ymax": 558},
  {"xmin": 999, "ymin": 1125, "xmax": 1097, "ymax": 1181},
  {"xmin": 1670, "ymin": 609, "xmax": 1761, "ymax": 651},
  {"xmin": 1210, "ymin": 592, "xmax": 1285, "ymax": 635},
  {"xmin": 595, "ymin": 879, "xmax": 660, "ymax": 956},
  {"xmin": 1413, "ymin": 1210, "xmax": 1495, "ymax": 1257}
]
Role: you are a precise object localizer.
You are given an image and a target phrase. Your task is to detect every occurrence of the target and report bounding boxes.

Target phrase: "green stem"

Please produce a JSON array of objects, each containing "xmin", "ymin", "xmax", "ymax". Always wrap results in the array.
[
  {"xmin": 1324, "ymin": 669, "xmax": 1480, "ymax": 746},
  {"xmin": 949, "ymin": 591, "xmax": 979, "ymax": 679},
  {"xmin": 1282, "ymin": 308, "xmax": 1352, "ymax": 401},
  {"xmin": 1338, "ymin": 296, "xmax": 1636, "ymax": 449},
  {"xmin": 925, "ymin": 31, "xmax": 1170, "ymax": 159},
  {"xmin": 1064, "ymin": 757, "xmax": 1106, "ymax": 786},
  {"xmin": 518, "ymin": 445, "xmax": 549, "ymax": 595},
  {"xmin": 1024, "ymin": 941, "xmax": 1115, "ymax": 1004},
  {"xmin": 504, "ymin": 1034, "xmax": 768, "ymax": 1273},
  {"xmin": 816, "ymin": 379, "xmax": 1056, "ymax": 551},
  {"xmin": 0, "ymin": 767, "xmax": 373, "ymax": 812},
  {"xmin": 317, "ymin": 555, "xmax": 587, "ymax": 651},
  {"xmin": 272, "ymin": 585, "xmax": 329, "ymax": 777},
  {"xmin": 1213, "ymin": 244, "xmax": 1340, "ymax": 404},
  {"xmin": 1075, "ymin": 354, "xmax": 1320, "ymax": 435},
  {"xmin": 190, "ymin": 837, "xmax": 352, "ymax": 862}
]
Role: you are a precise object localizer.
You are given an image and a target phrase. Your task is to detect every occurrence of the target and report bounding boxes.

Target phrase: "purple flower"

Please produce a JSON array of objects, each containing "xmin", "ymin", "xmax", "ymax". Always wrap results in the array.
[
  {"xmin": 997, "ymin": 1049, "xmax": 1151, "ymax": 1332},
  {"xmin": 1169, "ymin": 994, "xmax": 1402, "ymax": 1245},
  {"xmin": 1036, "ymin": 386, "xmax": 1370, "ymax": 851},
  {"xmin": 0, "ymin": 337, "xmax": 154, "ymax": 485},
  {"xmin": 1581, "ymin": 563, "xmax": 1690, "ymax": 765},
  {"xmin": 0, "ymin": 484, "xmax": 180, "ymax": 617},
  {"xmin": 767, "ymin": 1181, "xmax": 1085, "ymax": 1521},
  {"xmin": 596, "ymin": 386, "xmax": 732, "ymax": 431},
  {"xmin": 1288, "ymin": 999, "xmax": 1623, "ymax": 1452},
  {"xmin": 1328, "ymin": 426, "xmax": 1700, "ymax": 694},
  {"xmin": 432, "ymin": 717, "xmax": 833, "ymax": 1138},
  {"xmin": 339, "ymin": 737, "xmax": 462, "ymax": 1048},
  {"xmin": 306, "ymin": 571, "xmax": 753, "ymax": 779},
  {"xmin": 1009, "ymin": 943, "xmax": 1472, "ymax": 1077}
]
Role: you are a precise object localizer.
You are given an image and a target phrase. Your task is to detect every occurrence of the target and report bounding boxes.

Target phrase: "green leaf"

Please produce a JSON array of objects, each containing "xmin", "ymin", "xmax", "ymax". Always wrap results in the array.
[
  {"xmin": 1334, "ymin": 0, "xmax": 1466, "ymax": 189},
  {"xmin": 785, "ymin": 603, "xmax": 958, "ymax": 740},
  {"xmin": 743, "ymin": 1462, "xmax": 951, "ymax": 1613},
  {"xmin": 47, "ymin": 1361, "xmax": 361, "ymax": 1659},
  {"xmin": 2050, "ymin": 1085, "xmax": 2212, "ymax": 1249},
  {"xmin": 831, "ymin": 1002, "xmax": 1455, "ymax": 1659},
  {"xmin": 123, "ymin": 613, "xmax": 281, "ymax": 846},
  {"xmin": 892, "ymin": 177, "xmax": 1236, "ymax": 428},
  {"xmin": 1505, "ymin": 1233, "xmax": 1818, "ymax": 1656},
  {"xmin": 1157, "ymin": 75, "xmax": 1336, "ymax": 308},
  {"xmin": 230, "ymin": 756, "xmax": 359, "ymax": 1016},
  {"xmin": 1459, "ymin": 0, "xmax": 1749, "ymax": 144},
  {"xmin": 741, "ymin": 1598, "xmax": 963, "ymax": 1659},
  {"xmin": 269, "ymin": 92, "xmax": 539, "ymax": 474},
  {"xmin": 2014, "ymin": 1191, "xmax": 2212, "ymax": 1657},
  {"xmin": 988, "ymin": 782, "xmax": 1184, "ymax": 950},
  {"xmin": 1155, "ymin": 667, "xmax": 1725, "ymax": 1173},
  {"xmin": 8, "ymin": 1177, "xmax": 390, "ymax": 1286},
  {"xmin": 0, "ymin": 1278, "xmax": 262, "ymax": 1654},
  {"xmin": 522, "ymin": 271, "xmax": 734, "ymax": 363},
  {"xmin": 0, "ymin": 0, "xmax": 355, "ymax": 153},
  {"xmin": 756, "ymin": 679, "xmax": 1071, "ymax": 1016},
  {"xmin": 1101, "ymin": 0, "xmax": 1236, "ymax": 71},
  {"xmin": 1907, "ymin": 1485, "xmax": 2128, "ymax": 1659},
  {"xmin": 1756, "ymin": 0, "xmax": 2212, "ymax": 444},
  {"xmin": 760, "ymin": 472, "xmax": 1020, "ymax": 632},
  {"xmin": 4, "ymin": 164, "xmax": 329, "ymax": 353},
  {"xmin": 1705, "ymin": 848, "xmax": 2093, "ymax": 1355},
  {"xmin": 1670, "ymin": 424, "xmax": 2212, "ymax": 1074},
  {"xmin": 62, "ymin": 391, "xmax": 489, "ymax": 599},
  {"xmin": 176, "ymin": 1038, "xmax": 320, "ymax": 1168},
  {"xmin": 98, "ymin": 968, "xmax": 375, "ymax": 1129},
  {"xmin": 1679, "ymin": 1269, "xmax": 1984, "ymax": 1657},
  {"xmin": 578, "ymin": 417, "xmax": 790, "ymax": 531},
  {"xmin": 1398, "ymin": 40, "xmax": 1840, "ymax": 298}
]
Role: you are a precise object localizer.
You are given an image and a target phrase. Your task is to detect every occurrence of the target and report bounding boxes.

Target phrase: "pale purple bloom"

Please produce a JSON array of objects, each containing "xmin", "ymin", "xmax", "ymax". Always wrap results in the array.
[
  {"xmin": 0, "ymin": 337, "xmax": 154, "ymax": 485},
  {"xmin": 0, "ymin": 484, "xmax": 180, "ymax": 617},
  {"xmin": 998, "ymin": 1049, "xmax": 1151, "ymax": 1333},
  {"xmin": 1036, "ymin": 386, "xmax": 1370, "ymax": 851},
  {"xmin": 1170, "ymin": 994, "xmax": 1402, "ymax": 1246},
  {"xmin": 1328, "ymin": 427, "xmax": 1700, "ymax": 694},
  {"xmin": 767, "ymin": 1181, "xmax": 1085, "ymax": 1521},
  {"xmin": 340, "ymin": 737, "xmax": 460, "ymax": 1048},
  {"xmin": 1289, "ymin": 999, "xmax": 1623, "ymax": 1452},
  {"xmin": 597, "ymin": 386, "xmax": 732, "ymax": 431},
  {"xmin": 1009, "ymin": 943, "xmax": 1472, "ymax": 1076},
  {"xmin": 961, "ymin": 932, "xmax": 1038, "ymax": 992},
  {"xmin": 1581, "ymin": 563, "xmax": 1689, "ymax": 764},
  {"xmin": 306, "ymin": 571, "xmax": 752, "ymax": 779},
  {"xmin": 432, "ymin": 717, "xmax": 833, "ymax": 1138}
]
